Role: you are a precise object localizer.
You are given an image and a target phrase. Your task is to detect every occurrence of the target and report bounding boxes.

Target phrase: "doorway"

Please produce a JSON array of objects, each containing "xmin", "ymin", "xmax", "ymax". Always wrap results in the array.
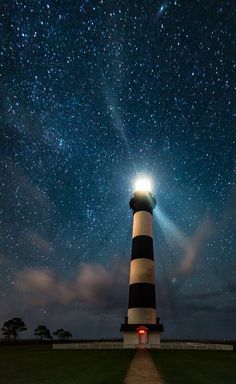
[{"xmin": 138, "ymin": 327, "xmax": 148, "ymax": 347}]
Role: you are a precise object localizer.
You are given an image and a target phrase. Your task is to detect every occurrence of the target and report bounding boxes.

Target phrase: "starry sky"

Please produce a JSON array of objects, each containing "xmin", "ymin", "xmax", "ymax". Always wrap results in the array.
[{"xmin": 0, "ymin": 0, "xmax": 235, "ymax": 340}]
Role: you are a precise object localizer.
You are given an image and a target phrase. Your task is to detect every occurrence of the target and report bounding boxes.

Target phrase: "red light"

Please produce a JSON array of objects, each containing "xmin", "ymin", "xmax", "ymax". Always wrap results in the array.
[{"xmin": 139, "ymin": 330, "xmax": 145, "ymax": 334}]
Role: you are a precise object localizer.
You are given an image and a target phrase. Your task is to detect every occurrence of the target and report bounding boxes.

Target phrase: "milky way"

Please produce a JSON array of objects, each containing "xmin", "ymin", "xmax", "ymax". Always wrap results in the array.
[{"xmin": 0, "ymin": 1, "xmax": 235, "ymax": 339}]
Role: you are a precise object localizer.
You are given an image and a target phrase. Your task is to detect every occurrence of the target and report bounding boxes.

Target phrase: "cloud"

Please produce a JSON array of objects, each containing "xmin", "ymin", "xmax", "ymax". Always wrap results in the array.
[
  {"xmin": 156, "ymin": 210, "xmax": 214, "ymax": 277},
  {"xmin": 26, "ymin": 231, "xmax": 55, "ymax": 255},
  {"xmin": 0, "ymin": 254, "xmax": 8, "ymax": 265},
  {"xmin": 15, "ymin": 269, "xmax": 56, "ymax": 306},
  {"xmin": 175, "ymin": 216, "xmax": 214, "ymax": 276},
  {"xmin": 16, "ymin": 269, "xmax": 54, "ymax": 292},
  {"xmin": 8, "ymin": 257, "xmax": 236, "ymax": 340},
  {"xmin": 15, "ymin": 259, "xmax": 129, "ymax": 310},
  {"xmin": 77, "ymin": 263, "xmax": 113, "ymax": 303}
]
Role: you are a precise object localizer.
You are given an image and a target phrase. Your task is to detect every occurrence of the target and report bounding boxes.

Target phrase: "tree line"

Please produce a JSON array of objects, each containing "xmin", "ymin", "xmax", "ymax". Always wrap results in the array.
[{"xmin": 1, "ymin": 317, "xmax": 72, "ymax": 341}]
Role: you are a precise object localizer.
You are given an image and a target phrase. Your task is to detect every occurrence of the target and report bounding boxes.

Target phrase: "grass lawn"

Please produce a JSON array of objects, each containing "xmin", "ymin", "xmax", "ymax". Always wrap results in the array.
[
  {"xmin": 151, "ymin": 350, "xmax": 236, "ymax": 384},
  {"xmin": 0, "ymin": 345, "xmax": 133, "ymax": 384}
]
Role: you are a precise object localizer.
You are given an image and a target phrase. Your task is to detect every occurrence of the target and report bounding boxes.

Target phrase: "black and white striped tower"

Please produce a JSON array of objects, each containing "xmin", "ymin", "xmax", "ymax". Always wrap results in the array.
[{"xmin": 121, "ymin": 178, "xmax": 164, "ymax": 348}]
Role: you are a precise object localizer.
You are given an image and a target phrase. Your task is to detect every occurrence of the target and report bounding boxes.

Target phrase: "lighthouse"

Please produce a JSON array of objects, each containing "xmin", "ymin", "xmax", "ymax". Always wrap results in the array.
[{"xmin": 120, "ymin": 178, "xmax": 164, "ymax": 348}]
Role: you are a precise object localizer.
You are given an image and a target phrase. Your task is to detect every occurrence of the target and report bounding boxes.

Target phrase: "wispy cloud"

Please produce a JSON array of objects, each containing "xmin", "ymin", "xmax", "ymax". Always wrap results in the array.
[
  {"xmin": 26, "ymin": 231, "xmax": 55, "ymax": 255},
  {"xmin": 0, "ymin": 254, "xmax": 8, "ymax": 265},
  {"xmin": 15, "ymin": 260, "xmax": 129, "ymax": 310},
  {"xmin": 175, "ymin": 216, "xmax": 214, "ymax": 276}
]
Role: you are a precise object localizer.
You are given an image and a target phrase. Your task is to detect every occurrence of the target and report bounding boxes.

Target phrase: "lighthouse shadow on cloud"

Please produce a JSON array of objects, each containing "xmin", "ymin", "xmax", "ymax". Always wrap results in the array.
[{"xmin": 120, "ymin": 178, "xmax": 164, "ymax": 348}]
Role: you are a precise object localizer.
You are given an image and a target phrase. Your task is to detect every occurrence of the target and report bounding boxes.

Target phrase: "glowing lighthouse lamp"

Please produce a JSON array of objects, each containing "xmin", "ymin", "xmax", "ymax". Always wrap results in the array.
[
  {"xmin": 134, "ymin": 177, "xmax": 152, "ymax": 193},
  {"xmin": 120, "ymin": 176, "xmax": 164, "ymax": 348}
]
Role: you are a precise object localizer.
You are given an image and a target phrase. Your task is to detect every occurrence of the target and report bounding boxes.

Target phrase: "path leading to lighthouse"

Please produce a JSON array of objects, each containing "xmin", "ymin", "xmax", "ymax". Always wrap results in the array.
[{"xmin": 123, "ymin": 349, "xmax": 165, "ymax": 384}]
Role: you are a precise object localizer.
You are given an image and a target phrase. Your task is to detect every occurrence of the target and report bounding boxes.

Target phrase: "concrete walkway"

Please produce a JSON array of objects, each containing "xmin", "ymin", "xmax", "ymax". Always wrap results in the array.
[{"xmin": 123, "ymin": 349, "xmax": 164, "ymax": 384}]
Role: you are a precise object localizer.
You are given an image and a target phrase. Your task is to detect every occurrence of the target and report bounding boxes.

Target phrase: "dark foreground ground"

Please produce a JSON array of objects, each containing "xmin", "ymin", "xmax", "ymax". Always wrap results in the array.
[
  {"xmin": 0, "ymin": 346, "xmax": 133, "ymax": 384},
  {"xmin": 0, "ymin": 345, "xmax": 235, "ymax": 383},
  {"xmin": 152, "ymin": 350, "xmax": 236, "ymax": 384}
]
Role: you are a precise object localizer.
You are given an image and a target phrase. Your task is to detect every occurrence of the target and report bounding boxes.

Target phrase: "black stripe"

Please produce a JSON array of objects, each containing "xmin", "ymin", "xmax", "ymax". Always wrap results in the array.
[
  {"xmin": 128, "ymin": 283, "xmax": 156, "ymax": 309},
  {"xmin": 120, "ymin": 323, "xmax": 164, "ymax": 332},
  {"xmin": 130, "ymin": 192, "xmax": 156, "ymax": 213},
  {"xmin": 131, "ymin": 235, "xmax": 154, "ymax": 260}
]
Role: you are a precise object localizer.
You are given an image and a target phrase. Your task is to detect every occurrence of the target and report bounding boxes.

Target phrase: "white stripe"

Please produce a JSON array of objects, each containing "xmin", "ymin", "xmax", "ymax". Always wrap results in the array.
[
  {"xmin": 132, "ymin": 211, "xmax": 153, "ymax": 238},
  {"xmin": 128, "ymin": 308, "xmax": 156, "ymax": 324},
  {"xmin": 129, "ymin": 258, "xmax": 155, "ymax": 284}
]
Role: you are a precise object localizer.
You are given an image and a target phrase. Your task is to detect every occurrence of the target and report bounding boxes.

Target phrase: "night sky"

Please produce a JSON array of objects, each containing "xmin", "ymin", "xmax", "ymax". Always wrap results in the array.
[{"xmin": 0, "ymin": 0, "xmax": 235, "ymax": 340}]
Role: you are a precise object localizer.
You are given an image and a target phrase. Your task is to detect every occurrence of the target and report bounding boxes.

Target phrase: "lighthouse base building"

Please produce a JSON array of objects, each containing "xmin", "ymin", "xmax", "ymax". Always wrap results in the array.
[
  {"xmin": 121, "ymin": 321, "xmax": 164, "ymax": 349},
  {"xmin": 120, "ymin": 186, "xmax": 164, "ymax": 348}
]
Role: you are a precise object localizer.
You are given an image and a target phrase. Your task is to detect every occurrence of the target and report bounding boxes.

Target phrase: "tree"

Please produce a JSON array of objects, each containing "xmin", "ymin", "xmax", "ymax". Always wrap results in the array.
[
  {"xmin": 63, "ymin": 331, "xmax": 72, "ymax": 339},
  {"xmin": 34, "ymin": 325, "xmax": 52, "ymax": 341},
  {"xmin": 1, "ymin": 318, "xmax": 27, "ymax": 341},
  {"xmin": 53, "ymin": 328, "xmax": 72, "ymax": 340}
]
